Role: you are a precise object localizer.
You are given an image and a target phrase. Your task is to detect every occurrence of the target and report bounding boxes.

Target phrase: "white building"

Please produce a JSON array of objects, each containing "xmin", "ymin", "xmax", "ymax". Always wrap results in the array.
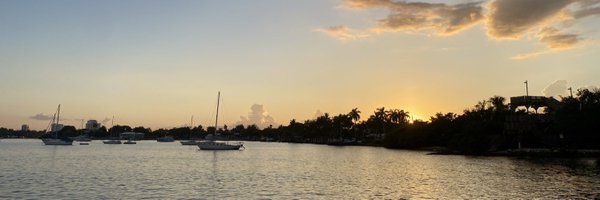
[{"xmin": 21, "ymin": 124, "xmax": 29, "ymax": 132}]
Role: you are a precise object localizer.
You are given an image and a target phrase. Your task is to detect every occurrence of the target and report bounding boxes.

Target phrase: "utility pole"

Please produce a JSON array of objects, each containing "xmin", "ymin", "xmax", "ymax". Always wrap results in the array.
[
  {"xmin": 568, "ymin": 87, "xmax": 573, "ymax": 98},
  {"xmin": 524, "ymin": 80, "xmax": 529, "ymax": 97}
]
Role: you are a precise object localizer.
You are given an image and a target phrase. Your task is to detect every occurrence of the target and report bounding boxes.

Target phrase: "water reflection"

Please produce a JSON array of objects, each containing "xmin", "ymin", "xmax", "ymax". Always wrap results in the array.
[{"xmin": 0, "ymin": 139, "xmax": 599, "ymax": 199}]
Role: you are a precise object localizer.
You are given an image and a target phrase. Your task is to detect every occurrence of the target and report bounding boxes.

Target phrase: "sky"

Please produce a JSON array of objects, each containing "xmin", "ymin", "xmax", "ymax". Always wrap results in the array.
[{"xmin": 1, "ymin": 0, "xmax": 599, "ymax": 131}]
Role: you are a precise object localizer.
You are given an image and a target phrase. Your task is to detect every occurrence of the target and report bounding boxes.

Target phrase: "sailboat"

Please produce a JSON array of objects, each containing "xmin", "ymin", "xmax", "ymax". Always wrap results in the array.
[
  {"xmin": 41, "ymin": 104, "xmax": 73, "ymax": 145},
  {"xmin": 103, "ymin": 116, "xmax": 122, "ymax": 144},
  {"xmin": 197, "ymin": 92, "xmax": 244, "ymax": 150},
  {"xmin": 180, "ymin": 115, "xmax": 199, "ymax": 145}
]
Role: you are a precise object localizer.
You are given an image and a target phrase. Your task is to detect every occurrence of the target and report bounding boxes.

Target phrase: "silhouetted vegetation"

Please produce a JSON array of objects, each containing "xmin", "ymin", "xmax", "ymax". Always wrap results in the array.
[{"xmin": 4, "ymin": 88, "xmax": 600, "ymax": 154}]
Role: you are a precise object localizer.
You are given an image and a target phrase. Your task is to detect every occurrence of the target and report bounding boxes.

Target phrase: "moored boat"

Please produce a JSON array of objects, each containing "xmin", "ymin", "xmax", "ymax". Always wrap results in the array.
[
  {"xmin": 180, "ymin": 140, "xmax": 199, "ymax": 145},
  {"xmin": 103, "ymin": 140, "xmax": 122, "ymax": 144},
  {"xmin": 197, "ymin": 92, "xmax": 244, "ymax": 151},
  {"xmin": 41, "ymin": 104, "xmax": 73, "ymax": 146},
  {"xmin": 198, "ymin": 140, "xmax": 243, "ymax": 150},
  {"xmin": 123, "ymin": 138, "xmax": 136, "ymax": 144}
]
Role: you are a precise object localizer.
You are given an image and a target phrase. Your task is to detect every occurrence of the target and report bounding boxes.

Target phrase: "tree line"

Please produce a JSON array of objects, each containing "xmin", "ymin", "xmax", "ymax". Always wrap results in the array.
[{"xmin": 3, "ymin": 88, "xmax": 599, "ymax": 153}]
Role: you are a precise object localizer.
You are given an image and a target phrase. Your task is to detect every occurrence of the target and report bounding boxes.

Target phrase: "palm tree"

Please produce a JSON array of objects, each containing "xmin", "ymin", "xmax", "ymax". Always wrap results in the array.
[
  {"xmin": 374, "ymin": 107, "xmax": 386, "ymax": 122},
  {"xmin": 386, "ymin": 109, "xmax": 410, "ymax": 124},
  {"xmin": 348, "ymin": 108, "xmax": 361, "ymax": 125},
  {"xmin": 348, "ymin": 108, "xmax": 361, "ymax": 140},
  {"xmin": 373, "ymin": 107, "xmax": 387, "ymax": 138},
  {"xmin": 488, "ymin": 95, "xmax": 507, "ymax": 112}
]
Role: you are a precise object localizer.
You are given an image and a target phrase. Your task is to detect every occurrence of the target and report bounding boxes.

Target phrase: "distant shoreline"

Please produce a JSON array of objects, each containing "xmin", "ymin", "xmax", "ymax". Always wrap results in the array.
[
  {"xmin": 6, "ymin": 138, "xmax": 600, "ymax": 158},
  {"xmin": 427, "ymin": 148, "xmax": 600, "ymax": 158}
]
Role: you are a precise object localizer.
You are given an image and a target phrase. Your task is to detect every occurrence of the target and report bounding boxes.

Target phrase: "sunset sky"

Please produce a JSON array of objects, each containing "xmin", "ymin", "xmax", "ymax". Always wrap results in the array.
[{"xmin": 1, "ymin": 0, "xmax": 599, "ymax": 130}]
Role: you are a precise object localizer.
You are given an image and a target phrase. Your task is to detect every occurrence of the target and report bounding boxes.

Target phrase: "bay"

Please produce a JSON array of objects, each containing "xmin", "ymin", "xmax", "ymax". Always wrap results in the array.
[{"xmin": 1, "ymin": 139, "xmax": 599, "ymax": 199}]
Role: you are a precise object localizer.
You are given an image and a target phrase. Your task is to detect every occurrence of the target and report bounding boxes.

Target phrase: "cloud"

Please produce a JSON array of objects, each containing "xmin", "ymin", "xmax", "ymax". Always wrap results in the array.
[
  {"xmin": 313, "ymin": 110, "xmax": 324, "ymax": 119},
  {"xmin": 29, "ymin": 113, "xmax": 54, "ymax": 121},
  {"xmin": 324, "ymin": 0, "xmax": 600, "ymax": 59},
  {"xmin": 543, "ymin": 80, "xmax": 569, "ymax": 99},
  {"xmin": 579, "ymin": 85, "xmax": 600, "ymax": 91},
  {"xmin": 486, "ymin": 0, "xmax": 572, "ymax": 39},
  {"xmin": 237, "ymin": 104, "xmax": 277, "ymax": 129},
  {"xmin": 316, "ymin": 26, "xmax": 370, "ymax": 41},
  {"xmin": 101, "ymin": 117, "xmax": 111, "ymax": 124},
  {"xmin": 572, "ymin": 0, "xmax": 600, "ymax": 18},
  {"xmin": 344, "ymin": 0, "xmax": 485, "ymax": 35},
  {"xmin": 538, "ymin": 27, "xmax": 580, "ymax": 49},
  {"xmin": 511, "ymin": 27, "xmax": 582, "ymax": 59},
  {"xmin": 510, "ymin": 50, "xmax": 552, "ymax": 60}
]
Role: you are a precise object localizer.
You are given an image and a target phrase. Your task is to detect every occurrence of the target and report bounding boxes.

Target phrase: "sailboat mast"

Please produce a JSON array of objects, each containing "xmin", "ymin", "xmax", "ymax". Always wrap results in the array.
[
  {"xmin": 214, "ymin": 91, "xmax": 220, "ymax": 135},
  {"xmin": 54, "ymin": 104, "xmax": 61, "ymax": 137},
  {"xmin": 57, "ymin": 104, "xmax": 61, "ymax": 127}
]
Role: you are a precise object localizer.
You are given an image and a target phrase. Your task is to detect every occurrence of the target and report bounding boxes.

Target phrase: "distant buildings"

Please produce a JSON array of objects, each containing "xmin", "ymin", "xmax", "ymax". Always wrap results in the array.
[
  {"xmin": 21, "ymin": 124, "xmax": 29, "ymax": 132},
  {"xmin": 85, "ymin": 120, "xmax": 101, "ymax": 131}
]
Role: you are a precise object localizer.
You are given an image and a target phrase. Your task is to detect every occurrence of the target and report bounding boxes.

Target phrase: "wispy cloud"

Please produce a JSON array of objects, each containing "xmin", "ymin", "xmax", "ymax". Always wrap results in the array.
[
  {"xmin": 511, "ymin": 27, "xmax": 582, "ymax": 60},
  {"xmin": 345, "ymin": 0, "xmax": 485, "ymax": 35},
  {"xmin": 29, "ymin": 113, "xmax": 54, "ymax": 121},
  {"xmin": 510, "ymin": 50, "xmax": 552, "ymax": 60},
  {"xmin": 316, "ymin": 26, "xmax": 370, "ymax": 41},
  {"xmin": 486, "ymin": 0, "xmax": 572, "ymax": 39},
  {"xmin": 101, "ymin": 117, "xmax": 111, "ymax": 124},
  {"xmin": 322, "ymin": 0, "xmax": 600, "ymax": 59},
  {"xmin": 572, "ymin": 0, "xmax": 600, "ymax": 18},
  {"xmin": 538, "ymin": 27, "xmax": 580, "ymax": 49}
]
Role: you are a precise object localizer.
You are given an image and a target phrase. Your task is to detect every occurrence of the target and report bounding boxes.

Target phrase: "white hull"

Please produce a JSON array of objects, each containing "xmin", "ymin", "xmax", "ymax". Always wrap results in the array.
[
  {"xmin": 197, "ymin": 141, "xmax": 243, "ymax": 150},
  {"xmin": 42, "ymin": 138, "xmax": 73, "ymax": 145},
  {"xmin": 197, "ymin": 93, "xmax": 244, "ymax": 151}
]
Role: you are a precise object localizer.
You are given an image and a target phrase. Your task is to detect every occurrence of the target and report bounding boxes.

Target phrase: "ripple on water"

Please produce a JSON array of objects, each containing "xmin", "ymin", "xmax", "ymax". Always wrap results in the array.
[{"xmin": 1, "ymin": 140, "xmax": 599, "ymax": 199}]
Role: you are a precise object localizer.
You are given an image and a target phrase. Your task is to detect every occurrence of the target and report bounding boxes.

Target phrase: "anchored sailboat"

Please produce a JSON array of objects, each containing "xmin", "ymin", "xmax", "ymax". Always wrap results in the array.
[
  {"xmin": 103, "ymin": 116, "xmax": 122, "ymax": 144},
  {"xmin": 181, "ymin": 115, "xmax": 199, "ymax": 145},
  {"xmin": 197, "ymin": 92, "xmax": 243, "ymax": 150},
  {"xmin": 41, "ymin": 104, "xmax": 73, "ymax": 145}
]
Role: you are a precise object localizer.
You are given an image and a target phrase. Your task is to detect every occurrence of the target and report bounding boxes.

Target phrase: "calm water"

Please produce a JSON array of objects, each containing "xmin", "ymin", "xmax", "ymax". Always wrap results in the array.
[{"xmin": 1, "ymin": 139, "xmax": 599, "ymax": 199}]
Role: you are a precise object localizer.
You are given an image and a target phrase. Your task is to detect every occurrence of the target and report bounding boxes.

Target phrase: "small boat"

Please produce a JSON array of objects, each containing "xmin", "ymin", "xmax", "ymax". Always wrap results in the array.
[
  {"xmin": 180, "ymin": 140, "xmax": 199, "ymax": 145},
  {"xmin": 104, "ymin": 116, "xmax": 122, "ymax": 144},
  {"xmin": 103, "ymin": 140, "xmax": 122, "ymax": 144},
  {"xmin": 157, "ymin": 136, "xmax": 175, "ymax": 142},
  {"xmin": 198, "ymin": 140, "xmax": 243, "ymax": 150},
  {"xmin": 197, "ymin": 92, "xmax": 244, "ymax": 150},
  {"xmin": 42, "ymin": 138, "xmax": 74, "ymax": 145},
  {"xmin": 180, "ymin": 116, "xmax": 198, "ymax": 145},
  {"xmin": 41, "ymin": 104, "xmax": 73, "ymax": 145},
  {"xmin": 123, "ymin": 139, "xmax": 136, "ymax": 144}
]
